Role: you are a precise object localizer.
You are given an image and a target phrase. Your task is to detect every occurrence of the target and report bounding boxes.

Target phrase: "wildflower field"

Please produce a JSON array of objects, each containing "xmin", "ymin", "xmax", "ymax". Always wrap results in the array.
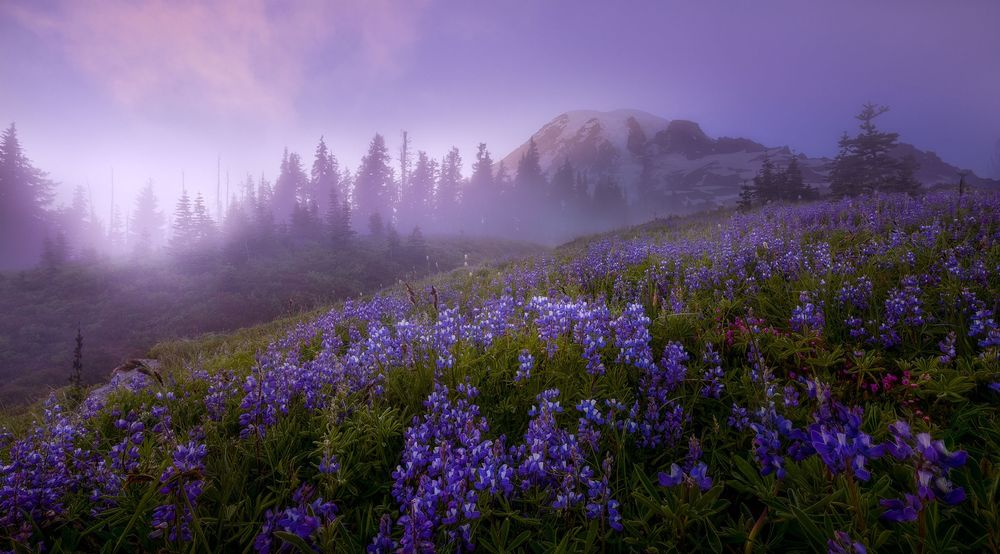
[{"xmin": 3, "ymin": 192, "xmax": 999, "ymax": 553}]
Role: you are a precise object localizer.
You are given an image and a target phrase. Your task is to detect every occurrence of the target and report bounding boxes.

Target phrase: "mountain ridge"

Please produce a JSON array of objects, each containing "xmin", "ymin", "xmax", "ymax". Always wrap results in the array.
[{"xmin": 499, "ymin": 109, "xmax": 998, "ymax": 209}]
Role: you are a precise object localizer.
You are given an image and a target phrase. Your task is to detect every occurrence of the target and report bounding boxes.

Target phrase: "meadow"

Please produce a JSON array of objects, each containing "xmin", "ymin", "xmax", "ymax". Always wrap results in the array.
[{"xmin": 2, "ymin": 191, "xmax": 998, "ymax": 552}]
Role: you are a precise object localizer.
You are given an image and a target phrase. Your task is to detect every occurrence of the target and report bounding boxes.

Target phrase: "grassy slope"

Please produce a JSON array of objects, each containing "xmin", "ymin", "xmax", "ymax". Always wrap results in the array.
[
  {"xmin": 0, "ymin": 235, "xmax": 545, "ymax": 408},
  {"xmin": 2, "ymin": 193, "xmax": 999, "ymax": 552}
]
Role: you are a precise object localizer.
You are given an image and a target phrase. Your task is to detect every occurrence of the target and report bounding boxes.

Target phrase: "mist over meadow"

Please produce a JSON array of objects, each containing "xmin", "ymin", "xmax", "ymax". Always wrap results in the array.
[{"xmin": 1, "ymin": 2, "xmax": 999, "ymax": 552}]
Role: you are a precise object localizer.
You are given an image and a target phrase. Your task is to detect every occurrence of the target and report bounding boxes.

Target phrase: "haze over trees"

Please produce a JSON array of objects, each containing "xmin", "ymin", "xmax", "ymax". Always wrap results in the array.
[{"xmin": 0, "ymin": 102, "xmax": 950, "ymax": 272}]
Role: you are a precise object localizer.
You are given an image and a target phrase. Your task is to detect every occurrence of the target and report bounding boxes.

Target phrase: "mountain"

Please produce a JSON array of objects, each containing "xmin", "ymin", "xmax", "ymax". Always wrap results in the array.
[{"xmin": 499, "ymin": 109, "xmax": 998, "ymax": 211}]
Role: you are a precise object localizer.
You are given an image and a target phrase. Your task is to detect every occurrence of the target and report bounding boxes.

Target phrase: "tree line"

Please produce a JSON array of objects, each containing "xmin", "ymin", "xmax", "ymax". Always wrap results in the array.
[{"xmin": 739, "ymin": 103, "xmax": 921, "ymax": 211}]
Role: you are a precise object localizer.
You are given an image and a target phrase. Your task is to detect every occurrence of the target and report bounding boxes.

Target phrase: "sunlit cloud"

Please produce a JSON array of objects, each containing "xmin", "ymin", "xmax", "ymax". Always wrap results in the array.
[{"xmin": 5, "ymin": 0, "xmax": 428, "ymax": 121}]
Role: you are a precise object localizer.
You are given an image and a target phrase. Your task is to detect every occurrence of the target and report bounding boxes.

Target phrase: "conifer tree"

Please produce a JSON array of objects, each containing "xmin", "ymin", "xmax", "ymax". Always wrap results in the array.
[
  {"xmin": 170, "ymin": 189, "xmax": 194, "ymax": 253},
  {"xmin": 355, "ymin": 134, "xmax": 394, "ymax": 227},
  {"xmin": 69, "ymin": 326, "xmax": 84, "ymax": 403},
  {"xmin": 192, "ymin": 192, "xmax": 216, "ymax": 247},
  {"xmin": 753, "ymin": 154, "xmax": 780, "ymax": 204},
  {"xmin": 130, "ymin": 180, "xmax": 165, "ymax": 257},
  {"xmin": 0, "ymin": 123, "xmax": 56, "ymax": 268},
  {"xmin": 435, "ymin": 147, "xmax": 462, "ymax": 220},
  {"xmin": 311, "ymin": 137, "xmax": 340, "ymax": 216},
  {"xmin": 401, "ymin": 151, "xmax": 435, "ymax": 227},
  {"xmin": 829, "ymin": 103, "xmax": 920, "ymax": 196},
  {"xmin": 369, "ymin": 211, "xmax": 384, "ymax": 237},
  {"xmin": 515, "ymin": 138, "xmax": 545, "ymax": 193},
  {"xmin": 406, "ymin": 225, "xmax": 427, "ymax": 269},
  {"xmin": 550, "ymin": 158, "xmax": 576, "ymax": 210},
  {"xmin": 385, "ymin": 224, "xmax": 402, "ymax": 260},
  {"xmin": 470, "ymin": 143, "xmax": 493, "ymax": 191},
  {"xmin": 737, "ymin": 180, "xmax": 754, "ymax": 212}
]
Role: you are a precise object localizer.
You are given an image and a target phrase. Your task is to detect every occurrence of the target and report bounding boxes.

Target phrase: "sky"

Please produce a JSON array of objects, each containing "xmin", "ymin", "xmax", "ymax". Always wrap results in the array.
[{"xmin": 1, "ymin": 0, "xmax": 998, "ymax": 219}]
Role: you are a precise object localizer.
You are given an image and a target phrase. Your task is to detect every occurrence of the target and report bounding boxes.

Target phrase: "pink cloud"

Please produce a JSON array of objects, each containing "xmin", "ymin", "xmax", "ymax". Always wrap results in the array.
[{"xmin": 5, "ymin": 0, "xmax": 428, "ymax": 120}]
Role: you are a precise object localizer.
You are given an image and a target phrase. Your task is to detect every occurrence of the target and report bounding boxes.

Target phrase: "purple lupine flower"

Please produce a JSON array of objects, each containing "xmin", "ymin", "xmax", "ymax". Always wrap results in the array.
[
  {"xmin": 808, "ymin": 403, "xmax": 883, "ymax": 482},
  {"xmin": 728, "ymin": 404, "xmax": 750, "ymax": 431},
  {"xmin": 969, "ymin": 309, "xmax": 1000, "ymax": 349},
  {"xmin": 837, "ymin": 276, "xmax": 873, "ymax": 310},
  {"xmin": 827, "ymin": 530, "xmax": 867, "ymax": 554},
  {"xmin": 391, "ymin": 383, "xmax": 511, "ymax": 552},
  {"xmin": 611, "ymin": 303, "xmax": 655, "ymax": 371},
  {"xmin": 254, "ymin": 484, "xmax": 338, "ymax": 554},
  {"xmin": 318, "ymin": 453, "xmax": 339, "ymax": 475},
  {"xmin": 572, "ymin": 303, "xmax": 611, "ymax": 376},
  {"xmin": 783, "ymin": 385, "xmax": 800, "ymax": 408},
  {"xmin": 150, "ymin": 441, "xmax": 207, "ymax": 542},
  {"xmin": 515, "ymin": 389, "xmax": 622, "ymax": 531},
  {"xmin": 700, "ymin": 343, "xmax": 724, "ymax": 399},
  {"xmin": 657, "ymin": 437, "xmax": 712, "ymax": 492},
  {"xmin": 938, "ymin": 331, "xmax": 957, "ymax": 364},
  {"xmin": 515, "ymin": 349, "xmax": 534, "ymax": 383},
  {"xmin": 880, "ymin": 494, "xmax": 922, "ymax": 522},
  {"xmin": 367, "ymin": 514, "xmax": 396, "ymax": 553},
  {"xmin": 790, "ymin": 291, "xmax": 825, "ymax": 334},
  {"xmin": 880, "ymin": 421, "xmax": 967, "ymax": 518}
]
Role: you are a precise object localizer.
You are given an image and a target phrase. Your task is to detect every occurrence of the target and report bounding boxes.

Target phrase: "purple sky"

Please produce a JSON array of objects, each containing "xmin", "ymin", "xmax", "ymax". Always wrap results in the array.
[{"xmin": 2, "ymin": 0, "xmax": 998, "ymax": 218}]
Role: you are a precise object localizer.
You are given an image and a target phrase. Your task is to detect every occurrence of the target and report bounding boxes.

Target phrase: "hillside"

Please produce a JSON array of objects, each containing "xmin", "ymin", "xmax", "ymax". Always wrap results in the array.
[
  {"xmin": 1, "ymin": 191, "xmax": 999, "ymax": 552},
  {"xmin": 0, "ymin": 234, "xmax": 545, "ymax": 408},
  {"xmin": 500, "ymin": 109, "xmax": 1000, "ymax": 211}
]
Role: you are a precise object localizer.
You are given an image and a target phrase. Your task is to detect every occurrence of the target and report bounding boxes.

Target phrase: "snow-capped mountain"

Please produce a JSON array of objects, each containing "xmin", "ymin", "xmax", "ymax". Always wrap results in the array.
[{"xmin": 499, "ymin": 109, "xmax": 997, "ymax": 208}]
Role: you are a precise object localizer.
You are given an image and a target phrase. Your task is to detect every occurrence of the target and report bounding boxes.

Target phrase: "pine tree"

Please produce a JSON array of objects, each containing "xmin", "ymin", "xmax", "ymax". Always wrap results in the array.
[
  {"xmin": 69, "ymin": 326, "xmax": 84, "ymax": 403},
  {"xmin": 274, "ymin": 149, "xmax": 308, "ymax": 222},
  {"xmin": 355, "ymin": 134, "xmax": 394, "ymax": 227},
  {"xmin": 170, "ymin": 189, "xmax": 194, "ymax": 253},
  {"xmin": 330, "ymin": 201, "xmax": 354, "ymax": 246},
  {"xmin": 406, "ymin": 225, "xmax": 427, "ymax": 269},
  {"xmin": 829, "ymin": 103, "xmax": 920, "ymax": 196},
  {"xmin": 401, "ymin": 151, "xmax": 435, "ymax": 227},
  {"xmin": 40, "ymin": 233, "xmax": 67, "ymax": 270},
  {"xmin": 593, "ymin": 174, "xmax": 627, "ymax": 225},
  {"xmin": 781, "ymin": 157, "xmax": 813, "ymax": 200},
  {"xmin": 470, "ymin": 143, "xmax": 493, "ymax": 190},
  {"xmin": 737, "ymin": 180, "xmax": 754, "ymax": 212},
  {"xmin": 753, "ymin": 154, "xmax": 780, "ymax": 204},
  {"xmin": 385, "ymin": 224, "xmax": 402, "ymax": 260},
  {"xmin": 311, "ymin": 137, "xmax": 340, "ymax": 217},
  {"xmin": 369, "ymin": 211, "xmax": 384, "ymax": 237},
  {"xmin": 435, "ymin": 147, "xmax": 462, "ymax": 221},
  {"xmin": 515, "ymin": 138, "xmax": 545, "ymax": 193},
  {"xmin": 550, "ymin": 158, "xmax": 575, "ymax": 210},
  {"xmin": 0, "ymin": 123, "xmax": 56, "ymax": 269},
  {"xmin": 130, "ymin": 180, "xmax": 165, "ymax": 257},
  {"xmin": 192, "ymin": 192, "xmax": 216, "ymax": 248}
]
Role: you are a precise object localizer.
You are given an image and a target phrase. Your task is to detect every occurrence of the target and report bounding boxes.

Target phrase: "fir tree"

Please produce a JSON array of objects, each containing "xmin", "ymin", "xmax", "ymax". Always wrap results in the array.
[
  {"xmin": 355, "ymin": 134, "xmax": 394, "ymax": 226},
  {"xmin": 402, "ymin": 151, "xmax": 435, "ymax": 227},
  {"xmin": 406, "ymin": 225, "xmax": 427, "ymax": 269},
  {"xmin": 550, "ymin": 158, "xmax": 576, "ymax": 210},
  {"xmin": 274, "ymin": 149, "xmax": 308, "ymax": 222},
  {"xmin": 69, "ymin": 325, "xmax": 84, "ymax": 403},
  {"xmin": 130, "ymin": 180, "xmax": 165, "ymax": 257},
  {"xmin": 369, "ymin": 211, "xmax": 384, "ymax": 237},
  {"xmin": 311, "ymin": 137, "xmax": 340, "ymax": 216},
  {"xmin": 829, "ymin": 103, "xmax": 920, "ymax": 196},
  {"xmin": 170, "ymin": 189, "xmax": 194, "ymax": 253},
  {"xmin": 385, "ymin": 224, "xmax": 402, "ymax": 260},
  {"xmin": 192, "ymin": 192, "xmax": 216, "ymax": 247},
  {"xmin": 435, "ymin": 147, "xmax": 462, "ymax": 220},
  {"xmin": 737, "ymin": 180, "xmax": 754, "ymax": 212},
  {"xmin": 0, "ymin": 123, "xmax": 56, "ymax": 269},
  {"xmin": 470, "ymin": 143, "xmax": 493, "ymax": 190},
  {"xmin": 781, "ymin": 157, "xmax": 813, "ymax": 200},
  {"xmin": 753, "ymin": 154, "xmax": 780, "ymax": 204},
  {"xmin": 515, "ymin": 137, "xmax": 545, "ymax": 193}
]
